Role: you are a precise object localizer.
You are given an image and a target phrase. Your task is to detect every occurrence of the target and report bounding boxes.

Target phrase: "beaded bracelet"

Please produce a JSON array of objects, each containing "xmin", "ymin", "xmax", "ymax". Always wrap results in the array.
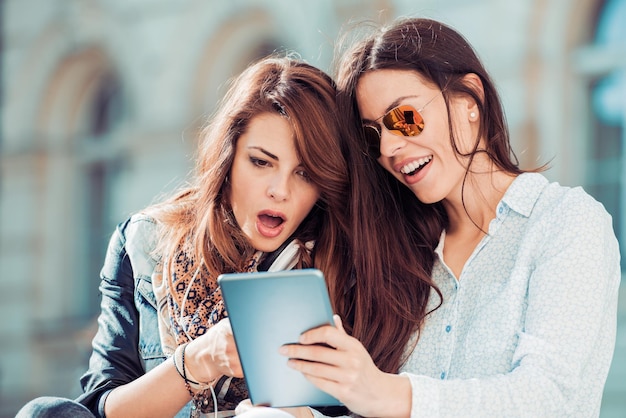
[
  {"xmin": 173, "ymin": 343, "xmax": 213, "ymax": 390},
  {"xmin": 172, "ymin": 343, "xmax": 218, "ymax": 416}
]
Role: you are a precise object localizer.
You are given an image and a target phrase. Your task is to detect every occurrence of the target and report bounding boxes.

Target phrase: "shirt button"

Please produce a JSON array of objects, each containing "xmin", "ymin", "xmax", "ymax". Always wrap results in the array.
[
  {"xmin": 498, "ymin": 205, "xmax": 504, "ymax": 214},
  {"xmin": 440, "ymin": 372, "xmax": 446, "ymax": 379},
  {"xmin": 445, "ymin": 325, "xmax": 451, "ymax": 333}
]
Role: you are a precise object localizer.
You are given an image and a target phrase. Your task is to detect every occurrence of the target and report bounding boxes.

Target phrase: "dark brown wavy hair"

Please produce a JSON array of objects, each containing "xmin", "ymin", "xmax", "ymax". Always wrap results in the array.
[
  {"xmin": 147, "ymin": 54, "xmax": 350, "ymax": 288},
  {"xmin": 332, "ymin": 17, "xmax": 532, "ymax": 375}
]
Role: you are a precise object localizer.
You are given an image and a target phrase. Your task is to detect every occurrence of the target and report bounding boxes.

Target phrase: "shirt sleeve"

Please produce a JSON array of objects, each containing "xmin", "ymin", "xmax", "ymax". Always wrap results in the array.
[
  {"xmin": 75, "ymin": 217, "xmax": 145, "ymax": 417},
  {"xmin": 405, "ymin": 188, "xmax": 621, "ymax": 417}
]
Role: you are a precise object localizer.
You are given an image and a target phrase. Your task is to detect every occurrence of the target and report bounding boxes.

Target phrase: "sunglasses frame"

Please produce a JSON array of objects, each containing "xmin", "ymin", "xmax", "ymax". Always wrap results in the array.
[{"xmin": 362, "ymin": 91, "xmax": 443, "ymax": 159}]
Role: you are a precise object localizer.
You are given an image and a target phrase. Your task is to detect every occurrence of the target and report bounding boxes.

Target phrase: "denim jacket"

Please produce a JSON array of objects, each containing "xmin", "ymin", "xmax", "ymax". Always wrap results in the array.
[{"xmin": 75, "ymin": 213, "xmax": 194, "ymax": 417}]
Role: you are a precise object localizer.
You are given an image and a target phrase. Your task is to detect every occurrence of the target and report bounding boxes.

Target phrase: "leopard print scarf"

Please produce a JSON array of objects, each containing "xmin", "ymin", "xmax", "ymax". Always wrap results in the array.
[{"xmin": 153, "ymin": 238, "xmax": 306, "ymax": 412}]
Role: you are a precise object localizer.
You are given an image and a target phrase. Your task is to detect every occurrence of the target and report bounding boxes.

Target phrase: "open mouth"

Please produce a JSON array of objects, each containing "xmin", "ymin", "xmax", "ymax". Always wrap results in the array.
[
  {"xmin": 400, "ymin": 156, "xmax": 432, "ymax": 176},
  {"xmin": 258, "ymin": 213, "xmax": 285, "ymax": 228},
  {"xmin": 257, "ymin": 211, "xmax": 286, "ymax": 239}
]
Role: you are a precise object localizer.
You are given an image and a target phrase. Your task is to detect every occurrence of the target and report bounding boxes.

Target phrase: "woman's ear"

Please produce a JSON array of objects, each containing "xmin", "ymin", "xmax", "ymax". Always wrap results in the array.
[
  {"xmin": 461, "ymin": 73, "xmax": 484, "ymax": 119},
  {"xmin": 462, "ymin": 73, "xmax": 484, "ymax": 101}
]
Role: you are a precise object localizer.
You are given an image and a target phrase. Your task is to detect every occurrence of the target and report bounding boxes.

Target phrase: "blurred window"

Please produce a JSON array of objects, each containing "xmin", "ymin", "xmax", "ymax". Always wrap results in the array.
[
  {"xmin": 81, "ymin": 75, "xmax": 124, "ymax": 317},
  {"xmin": 587, "ymin": 0, "xmax": 626, "ymax": 271}
]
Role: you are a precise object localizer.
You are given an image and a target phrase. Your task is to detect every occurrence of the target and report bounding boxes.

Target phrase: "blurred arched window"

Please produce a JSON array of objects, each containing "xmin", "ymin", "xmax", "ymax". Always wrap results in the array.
[
  {"xmin": 587, "ymin": 0, "xmax": 626, "ymax": 270},
  {"xmin": 79, "ymin": 74, "xmax": 125, "ymax": 317}
]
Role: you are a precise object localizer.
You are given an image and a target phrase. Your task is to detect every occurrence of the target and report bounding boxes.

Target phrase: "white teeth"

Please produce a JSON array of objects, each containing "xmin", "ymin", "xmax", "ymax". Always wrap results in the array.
[{"xmin": 400, "ymin": 156, "xmax": 433, "ymax": 174}]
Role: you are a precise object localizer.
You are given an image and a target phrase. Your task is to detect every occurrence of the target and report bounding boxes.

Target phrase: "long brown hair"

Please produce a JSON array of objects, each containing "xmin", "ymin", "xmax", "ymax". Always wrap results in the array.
[
  {"xmin": 147, "ymin": 54, "xmax": 350, "ymax": 288},
  {"xmin": 331, "ymin": 16, "xmax": 529, "ymax": 375}
]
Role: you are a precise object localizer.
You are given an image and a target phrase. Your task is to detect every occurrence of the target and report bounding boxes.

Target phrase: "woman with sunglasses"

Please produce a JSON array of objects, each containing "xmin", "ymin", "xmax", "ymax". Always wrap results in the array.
[
  {"xmin": 16, "ymin": 54, "xmax": 351, "ymax": 418},
  {"xmin": 276, "ymin": 17, "xmax": 621, "ymax": 417}
]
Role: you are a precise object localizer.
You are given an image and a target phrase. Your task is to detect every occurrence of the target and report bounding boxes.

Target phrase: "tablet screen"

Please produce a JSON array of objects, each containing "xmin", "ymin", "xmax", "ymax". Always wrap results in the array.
[{"xmin": 218, "ymin": 268, "xmax": 342, "ymax": 408}]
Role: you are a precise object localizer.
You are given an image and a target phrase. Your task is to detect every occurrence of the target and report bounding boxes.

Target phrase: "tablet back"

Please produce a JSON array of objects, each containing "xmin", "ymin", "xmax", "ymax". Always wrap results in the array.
[{"xmin": 217, "ymin": 269, "xmax": 342, "ymax": 408}]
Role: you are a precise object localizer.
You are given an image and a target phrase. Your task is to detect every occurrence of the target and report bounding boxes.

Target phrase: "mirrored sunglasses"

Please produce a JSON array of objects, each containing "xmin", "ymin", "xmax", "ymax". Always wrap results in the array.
[{"xmin": 362, "ymin": 93, "xmax": 441, "ymax": 159}]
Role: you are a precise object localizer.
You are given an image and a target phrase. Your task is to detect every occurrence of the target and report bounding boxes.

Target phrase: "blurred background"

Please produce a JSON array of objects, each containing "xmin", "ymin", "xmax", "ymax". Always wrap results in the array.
[{"xmin": 1, "ymin": 0, "xmax": 624, "ymax": 416}]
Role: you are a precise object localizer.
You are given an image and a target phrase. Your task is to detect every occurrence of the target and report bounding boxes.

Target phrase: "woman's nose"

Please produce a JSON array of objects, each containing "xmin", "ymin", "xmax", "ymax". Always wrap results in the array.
[
  {"xmin": 267, "ymin": 175, "xmax": 289, "ymax": 201},
  {"xmin": 379, "ymin": 131, "xmax": 407, "ymax": 157}
]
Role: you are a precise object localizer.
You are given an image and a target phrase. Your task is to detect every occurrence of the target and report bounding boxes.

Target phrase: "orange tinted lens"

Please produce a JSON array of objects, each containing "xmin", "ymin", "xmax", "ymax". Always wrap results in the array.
[{"xmin": 382, "ymin": 105, "xmax": 425, "ymax": 136}]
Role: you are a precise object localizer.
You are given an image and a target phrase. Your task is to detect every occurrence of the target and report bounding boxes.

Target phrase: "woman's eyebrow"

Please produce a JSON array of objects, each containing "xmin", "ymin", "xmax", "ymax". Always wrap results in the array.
[{"xmin": 249, "ymin": 146, "xmax": 278, "ymax": 160}]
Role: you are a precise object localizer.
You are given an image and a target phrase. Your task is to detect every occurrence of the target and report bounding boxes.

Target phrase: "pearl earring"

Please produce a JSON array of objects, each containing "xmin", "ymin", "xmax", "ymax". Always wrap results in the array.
[{"xmin": 470, "ymin": 111, "xmax": 477, "ymax": 120}]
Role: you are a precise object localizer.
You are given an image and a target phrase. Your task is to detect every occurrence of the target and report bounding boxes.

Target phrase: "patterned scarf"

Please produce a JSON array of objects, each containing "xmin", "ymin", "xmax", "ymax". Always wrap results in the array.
[{"xmin": 153, "ymin": 238, "xmax": 306, "ymax": 412}]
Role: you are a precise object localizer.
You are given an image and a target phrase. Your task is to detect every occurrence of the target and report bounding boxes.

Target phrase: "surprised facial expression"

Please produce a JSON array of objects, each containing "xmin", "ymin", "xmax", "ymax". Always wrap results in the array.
[{"xmin": 229, "ymin": 113, "xmax": 320, "ymax": 253}]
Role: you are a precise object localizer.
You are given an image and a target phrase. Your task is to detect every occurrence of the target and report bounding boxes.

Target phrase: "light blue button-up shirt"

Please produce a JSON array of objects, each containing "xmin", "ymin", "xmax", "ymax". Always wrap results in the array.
[{"xmin": 402, "ymin": 173, "xmax": 621, "ymax": 417}]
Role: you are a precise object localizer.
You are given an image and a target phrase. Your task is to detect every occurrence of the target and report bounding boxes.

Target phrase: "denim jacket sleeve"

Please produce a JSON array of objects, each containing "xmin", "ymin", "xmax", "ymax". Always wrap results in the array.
[{"xmin": 75, "ymin": 215, "xmax": 156, "ymax": 417}]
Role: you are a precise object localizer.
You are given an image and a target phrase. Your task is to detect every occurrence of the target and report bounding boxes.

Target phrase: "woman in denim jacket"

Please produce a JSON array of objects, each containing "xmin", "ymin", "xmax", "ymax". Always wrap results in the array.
[{"xmin": 17, "ymin": 54, "xmax": 352, "ymax": 418}]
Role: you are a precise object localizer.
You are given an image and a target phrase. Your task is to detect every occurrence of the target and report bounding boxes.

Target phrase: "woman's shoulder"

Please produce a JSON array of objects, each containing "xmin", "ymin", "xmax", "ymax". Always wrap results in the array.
[
  {"xmin": 522, "ymin": 173, "xmax": 614, "ymax": 235},
  {"xmin": 121, "ymin": 212, "xmax": 160, "ymax": 264},
  {"xmin": 540, "ymin": 176, "xmax": 608, "ymax": 216},
  {"xmin": 127, "ymin": 212, "xmax": 158, "ymax": 230},
  {"xmin": 513, "ymin": 173, "xmax": 605, "ymax": 212},
  {"xmin": 526, "ymin": 174, "xmax": 620, "ymax": 281}
]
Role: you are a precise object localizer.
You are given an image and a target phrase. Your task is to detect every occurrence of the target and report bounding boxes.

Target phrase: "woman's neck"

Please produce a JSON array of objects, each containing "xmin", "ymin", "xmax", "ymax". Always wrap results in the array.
[
  {"xmin": 440, "ymin": 168, "xmax": 516, "ymax": 279},
  {"xmin": 443, "ymin": 168, "xmax": 516, "ymax": 235}
]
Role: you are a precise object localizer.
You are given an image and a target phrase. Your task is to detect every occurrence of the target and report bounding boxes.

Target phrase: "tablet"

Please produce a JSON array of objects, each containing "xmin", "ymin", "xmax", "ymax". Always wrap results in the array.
[{"xmin": 217, "ymin": 268, "xmax": 342, "ymax": 408}]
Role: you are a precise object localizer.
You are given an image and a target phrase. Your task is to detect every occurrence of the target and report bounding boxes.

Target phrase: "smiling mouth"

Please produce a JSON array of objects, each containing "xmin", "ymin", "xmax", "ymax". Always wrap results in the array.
[
  {"xmin": 258, "ymin": 213, "xmax": 285, "ymax": 228},
  {"xmin": 400, "ymin": 156, "xmax": 433, "ymax": 176}
]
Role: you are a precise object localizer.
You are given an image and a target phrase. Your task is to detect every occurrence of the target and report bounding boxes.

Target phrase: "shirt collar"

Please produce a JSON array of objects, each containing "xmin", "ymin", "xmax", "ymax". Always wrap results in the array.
[
  {"xmin": 500, "ymin": 172, "xmax": 548, "ymax": 218},
  {"xmin": 434, "ymin": 172, "xmax": 548, "ymax": 259}
]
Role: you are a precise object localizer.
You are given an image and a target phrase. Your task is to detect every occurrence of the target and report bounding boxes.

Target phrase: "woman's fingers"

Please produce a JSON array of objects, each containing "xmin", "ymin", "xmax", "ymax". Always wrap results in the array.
[
  {"xmin": 333, "ymin": 314, "xmax": 344, "ymax": 331},
  {"xmin": 279, "ymin": 321, "xmax": 363, "ymax": 383},
  {"xmin": 213, "ymin": 319, "xmax": 242, "ymax": 366},
  {"xmin": 276, "ymin": 315, "xmax": 400, "ymax": 417},
  {"xmin": 280, "ymin": 343, "xmax": 343, "ymax": 369},
  {"xmin": 298, "ymin": 318, "xmax": 351, "ymax": 349},
  {"xmin": 286, "ymin": 353, "xmax": 352, "ymax": 383},
  {"xmin": 213, "ymin": 319, "xmax": 244, "ymax": 377},
  {"xmin": 190, "ymin": 318, "xmax": 244, "ymax": 378}
]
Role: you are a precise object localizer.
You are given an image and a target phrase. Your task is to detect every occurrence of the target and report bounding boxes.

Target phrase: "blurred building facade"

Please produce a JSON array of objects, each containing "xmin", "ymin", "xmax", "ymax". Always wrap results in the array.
[{"xmin": 1, "ymin": 0, "xmax": 624, "ymax": 416}]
